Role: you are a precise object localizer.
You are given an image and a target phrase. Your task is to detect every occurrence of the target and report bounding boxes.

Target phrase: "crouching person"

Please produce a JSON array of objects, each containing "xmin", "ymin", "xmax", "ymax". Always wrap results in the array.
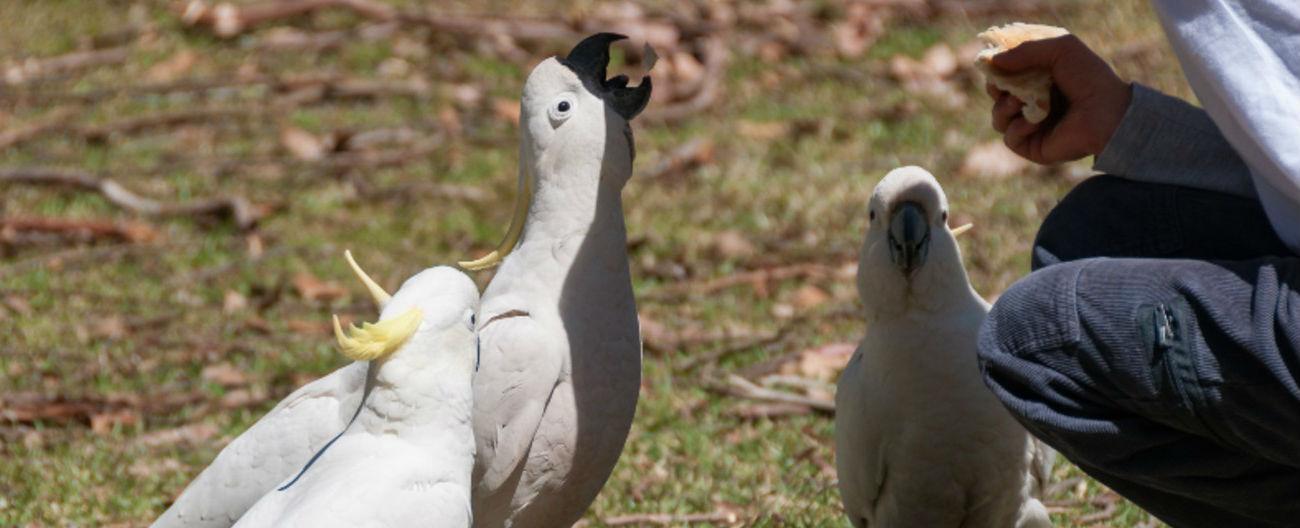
[{"xmin": 975, "ymin": 2, "xmax": 1300, "ymax": 527}]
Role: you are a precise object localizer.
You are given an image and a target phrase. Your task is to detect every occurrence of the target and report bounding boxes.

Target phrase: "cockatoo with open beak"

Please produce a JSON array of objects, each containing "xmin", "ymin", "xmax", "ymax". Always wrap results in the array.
[
  {"xmin": 459, "ymin": 33, "xmax": 650, "ymax": 527},
  {"xmin": 152, "ymin": 252, "xmax": 401, "ymax": 528},
  {"xmin": 234, "ymin": 265, "xmax": 479, "ymax": 528},
  {"xmin": 834, "ymin": 166, "xmax": 1053, "ymax": 528}
]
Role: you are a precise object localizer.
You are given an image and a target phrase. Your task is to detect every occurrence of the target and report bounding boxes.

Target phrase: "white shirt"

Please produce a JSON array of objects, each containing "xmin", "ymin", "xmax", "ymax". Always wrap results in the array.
[{"xmin": 1152, "ymin": 0, "xmax": 1300, "ymax": 254}]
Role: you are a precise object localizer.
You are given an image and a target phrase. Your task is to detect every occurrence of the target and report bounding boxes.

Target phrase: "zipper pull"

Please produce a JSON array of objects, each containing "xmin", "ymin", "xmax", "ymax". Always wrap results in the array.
[{"xmin": 1154, "ymin": 303, "xmax": 1176, "ymax": 349}]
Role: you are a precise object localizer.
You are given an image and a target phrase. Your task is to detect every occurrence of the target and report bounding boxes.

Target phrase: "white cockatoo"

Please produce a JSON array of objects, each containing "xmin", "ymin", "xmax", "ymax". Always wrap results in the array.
[
  {"xmin": 834, "ymin": 166, "xmax": 1053, "ymax": 528},
  {"xmin": 234, "ymin": 265, "xmax": 479, "ymax": 528},
  {"xmin": 152, "ymin": 251, "xmax": 397, "ymax": 528},
  {"xmin": 458, "ymin": 33, "xmax": 650, "ymax": 527}
]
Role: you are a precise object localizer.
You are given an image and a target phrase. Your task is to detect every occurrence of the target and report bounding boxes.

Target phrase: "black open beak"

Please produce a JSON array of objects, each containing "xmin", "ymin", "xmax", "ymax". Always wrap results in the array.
[
  {"xmin": 560, "ymin": 33, "xmax": 653, "ymax": 120},
  {"xmin": 888, "ymin": 201, "xmax": 930, "ymax": 277}
]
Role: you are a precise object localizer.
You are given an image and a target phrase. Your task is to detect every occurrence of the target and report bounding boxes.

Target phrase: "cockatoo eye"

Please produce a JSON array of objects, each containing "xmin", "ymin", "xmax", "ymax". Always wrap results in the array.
[
  {"xmin": 466, "ymin": 311, "xmax": 477, "ymax": 331},
  {"xmin": 548, "ymin": 95, "xmax": 576, "ymax": 124},
  {"xmin": 941, "ymin": 211, "xmax": 948, "ymax": 222},
  {"xmin": 869, "ymin": 210, "xmax": 876, "ymax": 221}
]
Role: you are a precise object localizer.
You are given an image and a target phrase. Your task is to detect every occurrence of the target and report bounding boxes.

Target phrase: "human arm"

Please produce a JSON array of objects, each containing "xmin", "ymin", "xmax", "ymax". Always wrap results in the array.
[{"xmin": 986, "ymin": 34, "xmax": 1258, "ymax": 199}]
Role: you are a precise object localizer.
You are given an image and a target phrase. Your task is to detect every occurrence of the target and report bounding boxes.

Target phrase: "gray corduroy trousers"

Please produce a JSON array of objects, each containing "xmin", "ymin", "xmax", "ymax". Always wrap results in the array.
[{"xmin": 978, "ymin": 175, "xmax": 1300, "ymax": 528}]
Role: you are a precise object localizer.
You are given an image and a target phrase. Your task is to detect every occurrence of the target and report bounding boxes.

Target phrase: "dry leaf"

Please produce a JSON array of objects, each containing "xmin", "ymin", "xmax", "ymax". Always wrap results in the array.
[
  {"xmin": 737, "ymin": 120, "xmax": 789, "ymax": 141},
  {"xmin": 832, "ymin": 4, "xmax": 886, "ymax": 58},
  {"xmin": 780, "ymin": 342, "xmax": 856, "ymax": 382},
  {"xmin": 492, "ymin": 98, "xmax": 521, "ymax": 126},
  {"xmin": 223, "ymin": 290, "xmax": 248, "ymax": 314},
  {"xmin": 90, "ymin": 315, "xmax": 129, "ymax": 340},
  {"xmin": 201, "ymin": 362, "xmax": 248, "ymax": 387},
  {"xmin": 292, "ymin": 272, "xmax": 346, "ymax": 302},
  {"xmin": 146, "ymin": 49, "xmax": 198, "ymax": 83},
  {"xmin": 377, "ymin": 57, "xmax": 411, "ymax": 78},
  {"xmin": 279, "ymin": 126, "xmax": 326, "ymax": 161},
  {"xmin": 790, "ymin": 285, "xmax": 830, "ymax": 311},
  {"xmin": 129, "ymin": 457, "xmax": 185, "ymax": 478},
  {"xmin": 220, "ymin": 386, "xmax": 269, "ymax": 409},
  {"xmin": 136, "ymin": 423, "xmax": 219, "ymax": 448},
  {"xmin": 286, "ymin": 318, "xmax": 331, "ymax": 336},
  {"xmin": 921, "ymin": 43, "xmax": 958, "ymax": 78},
  {"xmin": 2, "ymin": 294, "xmax": 32, "ymax": 316},
  {"xmin": 960, "ymin": 140, "xmax": 1030, "ymax": 179},
  {"xmin": 711, "ymin": 230, "xmax": 756, "ymax": 260},
  {"xmin": 90, "ymin": 409, "xmax": 140, "ymax": 434}
]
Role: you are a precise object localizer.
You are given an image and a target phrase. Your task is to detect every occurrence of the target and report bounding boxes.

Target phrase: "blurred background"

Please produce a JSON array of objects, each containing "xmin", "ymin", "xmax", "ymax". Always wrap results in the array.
[{"xmin": 1, "ymin": 0, "xmax": 1186, "ymax": 525}]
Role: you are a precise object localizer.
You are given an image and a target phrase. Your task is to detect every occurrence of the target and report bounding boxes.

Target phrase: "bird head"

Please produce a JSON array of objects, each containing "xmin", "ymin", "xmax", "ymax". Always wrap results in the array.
[
  {"xmin": 857, "ymin": 167, "xmax": 973, "ymax": 315},
  {"xmin": 333, "ymin": 253, "xmax": 479, "ymax": 372},
  {"xmin": 459, "ymin": 33, "xmax": 653, "ymax": 271}
]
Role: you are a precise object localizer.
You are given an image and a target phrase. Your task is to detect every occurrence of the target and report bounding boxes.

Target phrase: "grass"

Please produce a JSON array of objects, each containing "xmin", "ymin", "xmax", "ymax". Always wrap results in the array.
[{"xmin": 1, "ymin": 1, "xmax": 1182, "ymax": 525}]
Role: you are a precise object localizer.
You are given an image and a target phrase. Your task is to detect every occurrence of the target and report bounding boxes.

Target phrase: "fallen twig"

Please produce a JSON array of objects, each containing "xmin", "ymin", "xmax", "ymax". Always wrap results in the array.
[
  {"xmin": 179, "ymin": 0, "xmax": 396, "ymax": 38},
  {"xmin": 256, "ymin": 22, "xmax": 399, "ymax": 51},
  {"xmin": 643, "ymin": 137, "xmax": 715, "ymax": 182},
  {"xmin": 0, "ymin": 217, "xmax": 159, "ymax": 245},
  {"xmin": 729, "ymin": 402, "xmax": 815, "ymax": 420},
  {"xmin": 3, "ymin": 45, "xmax": 131, "ymax": 85},
  {"xmin": 645, "ymin": 262, "xmax": 838, "ymax": 300},
  {"xmin": 1078, "ymin": 493, "xmax": 1120, "ymax": 525},
  {"xmin": 715, "ymin": 373, "xmax": 835, "ymax": 414},
  {"xmin": 0, "ymin": 108, "xmax": 77, "ymax": 150},
  {"xmin": 644, "ymin": 37, "xmax": 728, "ymax": 123},
  {"xmin": 602, "ymin": 510, "xmax": 741, "ymax": 526},
  {"xmin": 0, "ymin": 167, "xmax": 265, "ymax": 230}
]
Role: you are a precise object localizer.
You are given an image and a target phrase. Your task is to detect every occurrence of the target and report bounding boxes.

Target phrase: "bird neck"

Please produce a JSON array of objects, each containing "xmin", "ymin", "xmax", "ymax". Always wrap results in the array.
[
  {"xmin": 490, "ymin": 162, "xmax": 632, "ymax": 301},
  {"xmin": 861, "ymin": 250, "xmax": 984, "ymax": 324}
]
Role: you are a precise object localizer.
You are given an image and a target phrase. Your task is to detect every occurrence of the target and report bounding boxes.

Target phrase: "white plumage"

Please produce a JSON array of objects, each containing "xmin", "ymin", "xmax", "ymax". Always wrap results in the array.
[
  {"xmin": 154, "ymin": 32, "xmax": 651, "ymax": 528},
  {"xmin": 464, "ymin": 33, "xmax": 650, "ymax": 528},
  {"xmin": 235, "ymin": 265, "xmax": 479, "ymax": 528},
  {"xmin": 834, "ymin": 166, "xmax": 1053, "ymax": 528},
  {"xmin": 151, "ymin": 350, "xmax": 368, "ymax": 528}
]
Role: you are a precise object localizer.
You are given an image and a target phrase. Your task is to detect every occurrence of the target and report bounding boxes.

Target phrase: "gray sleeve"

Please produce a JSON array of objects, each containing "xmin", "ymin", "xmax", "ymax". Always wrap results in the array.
[{"xmin": 1092, "ymin": 83, "xmax": 1256, "ymax": 198}]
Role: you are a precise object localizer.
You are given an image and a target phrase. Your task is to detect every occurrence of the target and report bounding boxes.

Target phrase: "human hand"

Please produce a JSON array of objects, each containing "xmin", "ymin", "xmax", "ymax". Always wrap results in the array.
[{"xmin": 987, "ymin": 35, "xmax": 1132, "ymax": 165}]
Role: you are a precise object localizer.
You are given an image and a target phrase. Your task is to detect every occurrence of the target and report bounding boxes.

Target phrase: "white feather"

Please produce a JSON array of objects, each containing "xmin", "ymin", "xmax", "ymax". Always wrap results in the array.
[
  {"xmin": 235, "ymin": 266, "xmax": 479, "ymax": 528},
  {"xmin": 469, "ymin": 54, "xmax": 642, "ymax": 527},
  {"xmin": 834, "ymin": 166, "xmax": 1053, "ymax": 528}
]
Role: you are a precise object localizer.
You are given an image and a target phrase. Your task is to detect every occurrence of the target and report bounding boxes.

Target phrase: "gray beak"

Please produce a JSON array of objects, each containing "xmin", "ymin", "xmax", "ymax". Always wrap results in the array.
[
  {"xmin": 888, "ymin": 201, "xmax": 930, "ymax": 276},
  {"xmin": 560, "ymin": 32, "xmax": 653, "ymax": 120}
]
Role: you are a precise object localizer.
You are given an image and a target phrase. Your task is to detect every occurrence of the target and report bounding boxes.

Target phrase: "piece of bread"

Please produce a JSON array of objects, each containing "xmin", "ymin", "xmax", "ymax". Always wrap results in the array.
[{"xmin": 975, "ymin": 23, "xmax": 1070, "ymax": 123}]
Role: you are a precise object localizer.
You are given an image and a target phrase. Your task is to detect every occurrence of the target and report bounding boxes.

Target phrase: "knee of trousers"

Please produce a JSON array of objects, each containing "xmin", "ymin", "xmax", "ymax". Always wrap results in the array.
[{"xmin": 978, "ymin": 260, "xmax": 1092, "ymax": 443}]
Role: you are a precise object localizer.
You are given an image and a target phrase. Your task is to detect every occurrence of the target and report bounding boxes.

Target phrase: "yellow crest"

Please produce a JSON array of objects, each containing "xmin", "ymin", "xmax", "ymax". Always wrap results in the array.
[{"xmin": 332, "ymin": 308, "xmax": 422, "ymax": 361}]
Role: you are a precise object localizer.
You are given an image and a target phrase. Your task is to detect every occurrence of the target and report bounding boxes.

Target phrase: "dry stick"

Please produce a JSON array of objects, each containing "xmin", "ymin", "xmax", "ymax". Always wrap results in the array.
[
  {"xmin": 179, "ymin": 0, "xmax": 397, "ymax": 38},
  {"xmin": 0, "ymin": 72, "xmax": 424, "ymax": 106},
  {"xmin": 718, "ymin": 373, "xmax": 835, "ymax": 414},
  {"xmin": 182, "ymin": 0, "xmax": 585, "ymax": 43},
  {"xmin": 77, "ymin": 106, "xmax": 257, "ymax": 143},
  {"xmin": 0, "ymin": 108, "xmax": 77, "ymax": 150},
  {"xmin": 646, "ymin": 262, "xmax": 834, "ymax": 300},
  {"xmin": 402, "ymin": 13, "xmax": 576, "ymax": 42},
  {"xmin": 0, "ymin": 167, "xmax": 262, "ymax": 230},
  {"xmin": 255, "ymin": 21, "xmax": 398, "ymax": 51},
  {"xmin": 643, "ymin": 137, "xmax": 715, "ymax": 182},
  {"xmin": 0, "ymin": 107, "xmax": 264, "ymax": 150},
  {"xmin": 643, "ymin": 38, "xmax": 728, "ymax": 124},
  {"xmin": 1079, "ymin": 494, "xmax": 1121, "ymax": 525},
  {"xmin": 602, "ymin": 510, "xmax": 741, "ymax": 526},
  {"xmin": 2, "ymin": 45, "xmax": 131, "ymax": 85},
  {"xmin": 0, "ymin": 217, "xmax": 158, "ymax": 245}
]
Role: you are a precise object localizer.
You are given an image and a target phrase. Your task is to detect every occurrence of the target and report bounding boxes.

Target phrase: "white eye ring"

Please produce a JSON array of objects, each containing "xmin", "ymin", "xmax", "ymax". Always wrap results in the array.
[{"xmin": 548, "ymin": 95, "xmax": 575, "ymax": 123}]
